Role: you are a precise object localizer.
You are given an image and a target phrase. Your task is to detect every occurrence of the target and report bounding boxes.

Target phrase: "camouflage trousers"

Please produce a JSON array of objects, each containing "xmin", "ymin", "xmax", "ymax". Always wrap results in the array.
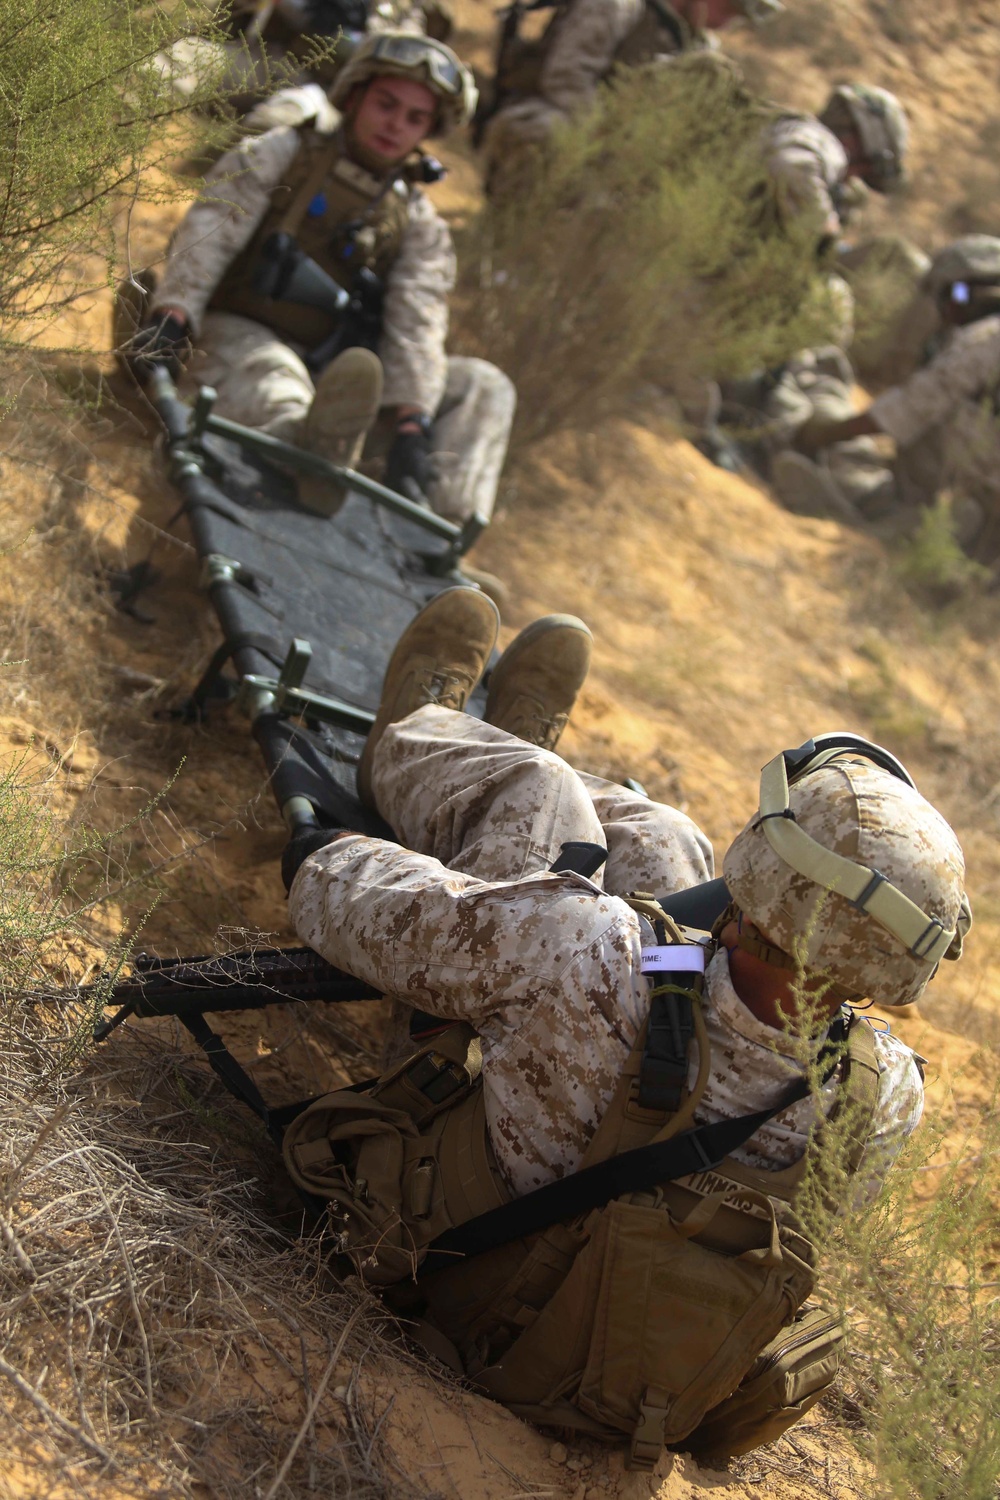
[
  {"xmin": 480, "ymin": 99, "xmax": 566, "ymax": 196},
  {"xmin": 760, "ymin": 346, "xmax": 894, "ymax": 512},
  {"xmin": 372, "ymin": 705, "xmax": 714, "ymax": 893},
  {"xmin": 186, "ymin": 312, "xmax": 516, "ymax": 522},
  {"xmin": 371, "ymin": 703, "xmax": 714, "ymax": 1068},
  {"xmin": 766, "ymin": 350, "xmax": 1000, "ymax": 544}
]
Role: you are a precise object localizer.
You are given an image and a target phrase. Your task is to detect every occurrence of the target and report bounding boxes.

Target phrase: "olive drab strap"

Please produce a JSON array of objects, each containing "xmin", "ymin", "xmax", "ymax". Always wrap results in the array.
[{"xmin": 281, "ymin": 1021, "xmax": 510, "ymax": 1287}]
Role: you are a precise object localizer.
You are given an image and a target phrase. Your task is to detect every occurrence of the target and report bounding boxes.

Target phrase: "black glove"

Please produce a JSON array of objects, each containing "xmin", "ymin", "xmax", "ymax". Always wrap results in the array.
[
  {"xmin": 281, "ymin": 825, "xmax": 346, "ymax": 893},
  {"xmin": 385, "ymin": 416, "xmax": 433, "ymax": 503},
  {"xmin": 124, "ymin": 312, "xmax": 191, "ymax": 382}
]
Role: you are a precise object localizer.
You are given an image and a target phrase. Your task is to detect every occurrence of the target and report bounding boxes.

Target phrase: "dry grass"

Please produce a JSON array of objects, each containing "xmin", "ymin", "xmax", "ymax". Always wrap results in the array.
[{"xmin": 0, "ymin": 976, "xmax": 437, "ymax": 1498}]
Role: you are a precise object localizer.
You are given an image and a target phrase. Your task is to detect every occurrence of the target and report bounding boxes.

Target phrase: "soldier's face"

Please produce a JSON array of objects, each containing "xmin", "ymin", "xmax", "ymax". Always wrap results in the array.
[{"xmin": 352, "ymin": 77, "xmax": 438, "ymax": 163}]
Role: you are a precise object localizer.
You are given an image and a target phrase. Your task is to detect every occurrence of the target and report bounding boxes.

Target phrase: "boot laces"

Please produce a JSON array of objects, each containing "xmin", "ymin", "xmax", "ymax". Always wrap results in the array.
[
  {"xmin": 417, "ymin": 668, "xmax": 473, "ymax": 711},
  {"xmin": 520, "ymin": 709, "xmax": 568, "ymax": 751}
]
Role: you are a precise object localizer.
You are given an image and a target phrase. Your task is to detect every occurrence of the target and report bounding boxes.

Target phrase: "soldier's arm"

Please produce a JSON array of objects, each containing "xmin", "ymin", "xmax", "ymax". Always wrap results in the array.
[
  {"xmin": 845, "ymin": 1030, "xmax": 924, "ymax": 1204},
  {"xmin": 805, "ymin": 319, "xmax": 1000, "ymax": 453},
  {"xmin": 765, "ymin": 127, "xmax": 843, "ymax": 237},
  {"xmin": 865, "ymin": 317, "xmax": 1000, "ymax": 448},
  {"xmin": 287, "ymin": 831, "xmax": 643, "ymax": 1023},
  {"xmin": 380, "ymin": 191, "xmax": 456, "ymax": 418},
  {"xmin": 152, "ymin": 127, "xmax": 301, "ymax": 335},
  {"xmin": 541, "ymin": 0, "xmax": 644, "ymax": 119}
]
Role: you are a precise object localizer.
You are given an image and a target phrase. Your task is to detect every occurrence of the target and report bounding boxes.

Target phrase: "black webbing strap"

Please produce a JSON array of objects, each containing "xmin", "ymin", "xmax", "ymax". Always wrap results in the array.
[
  {"xmin": 422, "ymin": 1014, "xmax": 851, "ymax": 1271},
  {"xmin": 181, "ymin": 1012, "xmax": 272, "ymax": 1127},
  {"xmin": 639, "ymin": 987, "xmax": 696, "ymax": 1112}
]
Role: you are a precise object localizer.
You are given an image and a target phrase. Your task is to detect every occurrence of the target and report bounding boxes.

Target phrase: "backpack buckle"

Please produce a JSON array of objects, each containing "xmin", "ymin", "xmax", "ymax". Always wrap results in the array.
[{"xmin": 629, "ymin": 1386, "xmax": 669, "ymax": 1471}]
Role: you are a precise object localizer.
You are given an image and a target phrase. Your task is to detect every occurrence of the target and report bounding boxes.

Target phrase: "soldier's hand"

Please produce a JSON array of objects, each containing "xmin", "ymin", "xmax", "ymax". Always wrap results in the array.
[
  {"xmin": 796, "ymin": 410, "xmax": 881, "ymax": 457},
  {"xmin": 386, "ymin": 414, "xmax": 433, "ymax": 504},
  {"xmin": 123, "ymin": 310, "xmax": 191, "ymax": 383}
]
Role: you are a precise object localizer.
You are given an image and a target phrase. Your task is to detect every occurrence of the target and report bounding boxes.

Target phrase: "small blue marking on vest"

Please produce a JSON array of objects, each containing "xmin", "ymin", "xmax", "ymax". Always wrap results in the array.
[{"xmin": 307, "ymin": 193, "xmax": 327, "ymax": 217}]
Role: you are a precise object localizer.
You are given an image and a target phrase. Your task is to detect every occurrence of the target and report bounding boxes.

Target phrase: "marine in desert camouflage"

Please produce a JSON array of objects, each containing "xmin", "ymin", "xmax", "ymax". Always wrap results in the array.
[
  {"xmin": 123, "ymin": 34, "xmax": 515, "ymax": 527},
  {"xmin": 785, "ymin": 236, "xmax": 1000, "ymax": 550},
  {"xmin": 155, "ymin": 0, "xmax": 453, "ymax": 116},
  {"xmin": 478, "ymin": 0, "xmax": 782, "ymax": 190},
  {"xmin": 285, "ymin": 587, "xmax": 966, "ymax": 1199}
]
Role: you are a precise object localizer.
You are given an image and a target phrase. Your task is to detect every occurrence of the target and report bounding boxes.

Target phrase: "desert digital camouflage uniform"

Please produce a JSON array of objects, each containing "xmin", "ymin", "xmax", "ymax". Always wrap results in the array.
[
  {"xmin": 153, "ymin": 111, "xmax": 515, "ymax": 522},
  {"xmin": 765, "ymin": 114, "xmax": 851, "ymax": 237},
  {"xmin": 770, "ymin": 314, "xmax": 1000, "ymax": 529},
  {"xmin": 481, "ymin": 0, "xmax": 708, "ymax": 173},
  {"xmin": 867, "ymin": 313, "xmax": 1000, "ymax": 516},
  {"xmin": 758, "ymin": 347, "xmax": 894, "ymax": 511},
  {"xmin": 288, "ymin": 704, "xmax": 924, "ymax": 1199}
]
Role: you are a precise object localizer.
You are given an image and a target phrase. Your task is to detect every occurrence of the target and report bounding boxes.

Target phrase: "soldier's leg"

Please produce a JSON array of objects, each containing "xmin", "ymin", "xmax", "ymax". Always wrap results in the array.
[
  {"xmin": 808, "ymin": 372, "xmax": 896, "ymax": 514},
  {"xmin": 769, "ymin": 349, "xmax": 895, "ymax": 517},
  {"xmin": 480, "ymin": 99, "xmax": 565, "ymax": 196},
  {"xmin": 426, "ymin": 356, "xmax": 517, "ymax": 524},
  {"xmin": 576, "ymin": 774, "xmax": 714, "ymax": 897},
  {"xmin": 188, "ymin": 312, "xmax": 315, "ymax": 440},
  {"xmin": 373, "ymin": 704, "xmax": 606, "ymax": 883}
]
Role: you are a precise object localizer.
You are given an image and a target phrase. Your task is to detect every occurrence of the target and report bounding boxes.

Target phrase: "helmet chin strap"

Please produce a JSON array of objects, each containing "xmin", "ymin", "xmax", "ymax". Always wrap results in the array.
[
  {"xmin": 713, "ymin": 899, "xmax": 861, "ymax": 1002},
  {"xmin": 755, "ymin": 745, "xmax": 969, "ymax": 966}
]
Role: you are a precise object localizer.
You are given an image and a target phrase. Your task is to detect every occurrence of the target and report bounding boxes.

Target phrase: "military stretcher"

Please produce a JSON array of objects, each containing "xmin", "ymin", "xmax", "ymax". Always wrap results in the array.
[
  {"xmin": 94, "ymin": 369, "xmax": 731, "ymax": 1140},
  {"xmin": 94, "ymin": 366, "xmax": 486, "ymax": 1110}
]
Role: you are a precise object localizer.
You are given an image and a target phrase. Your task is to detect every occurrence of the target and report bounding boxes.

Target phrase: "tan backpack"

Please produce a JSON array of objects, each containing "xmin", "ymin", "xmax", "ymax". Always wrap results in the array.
[{"xmin": 282, "ymin": 951, "xmax": 879, "ymax": 1468}]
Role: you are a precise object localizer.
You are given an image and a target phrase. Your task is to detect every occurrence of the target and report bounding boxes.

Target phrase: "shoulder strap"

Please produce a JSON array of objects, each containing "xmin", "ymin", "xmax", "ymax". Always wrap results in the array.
[
  {"xmin": 421, "ymin": 1013, "xmax": 868, "ymax": 1271},
  {"xmin": 835, "ymin": 1013, "xmax": 881, "ymax": 1175},
  {"xmin": 644, "ymin": 0, "xmax": 687, "ymax": 50}
]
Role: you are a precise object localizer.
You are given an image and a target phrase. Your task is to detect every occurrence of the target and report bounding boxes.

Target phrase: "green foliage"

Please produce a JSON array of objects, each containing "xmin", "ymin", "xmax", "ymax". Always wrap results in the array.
[
  {"xmin": 819, "ymin": 1095, "xmax": 1000, "ymax": 1498},
  {"xmin": 765, "ymin": 953, "xmax": 1000, "ymax": 1498},
  {"xmin": 0, "ymin": 0, "xmax": 231, "ymax": 338},
  {"xmin": 896, "ymin": 498, "xmax": 990, "ymax": 602},
  {"xmin": 458, "ymin": 60, "xmax": 841, "ymax": 448}
]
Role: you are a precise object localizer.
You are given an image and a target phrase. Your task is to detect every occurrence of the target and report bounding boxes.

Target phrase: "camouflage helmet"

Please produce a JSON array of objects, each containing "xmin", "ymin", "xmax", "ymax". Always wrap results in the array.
[
  {"xmin": 923, "ymin": 235, "xmax": 1000, "ymax": 301},
  {"xmin": 723, "ymin": 736, "xmax": 970, "ymax": 1007},
  {"xmin": 329, "ymin": 31, "xmax": 476, "ymax": 137},
  {"xmin": 820, "ymin": 83, "xmax": 909, "ymax": 192}
]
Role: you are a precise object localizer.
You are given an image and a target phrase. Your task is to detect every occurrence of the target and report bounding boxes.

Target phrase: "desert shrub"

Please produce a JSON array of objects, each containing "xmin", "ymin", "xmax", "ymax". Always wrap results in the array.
[
  {"xmin": 755, "ymin": 966, "xmax": 1000, "ymax": 1500},
  {"xmin": 0, "ymin": 0, "xmax": 290, "ymax": 343},
  {"xmin": 0, "ymin": 753, "xmax": 432, "ymax": 1498},
  {"xmin": 457, "ymin": 59, "xmax": 842, "ymax": 448},
  {"xmin": 815, "ymin": 1091, "xmax": 1000, "ymax": 1499},
  {"xmin": 896, "ymin": 498, "xmax": 991, "ymax": 603}
]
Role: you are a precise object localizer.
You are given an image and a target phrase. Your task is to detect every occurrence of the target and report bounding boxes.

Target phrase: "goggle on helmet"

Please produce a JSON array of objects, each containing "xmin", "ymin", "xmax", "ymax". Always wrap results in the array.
[{"xmin": 329, "ymin": 32, "xmax": 477, "ymax": 136}]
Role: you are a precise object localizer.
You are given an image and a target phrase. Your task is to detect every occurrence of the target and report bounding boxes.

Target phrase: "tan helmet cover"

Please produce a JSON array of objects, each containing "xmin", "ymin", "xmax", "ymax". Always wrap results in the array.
[
  {"xmin": 923, "ymin": 235, "xmax": 1000, "ymax": 301},
  {"xmin": 723, "ymin": 753, "xmax": 969, "ymax": 1007},
  {"xmin": 820, "ymin": 83, "xmax": 908, "ymax": 190},
  {"xmin": 328, "ymin": 31, "xmax": 477, "ymax": 136}
]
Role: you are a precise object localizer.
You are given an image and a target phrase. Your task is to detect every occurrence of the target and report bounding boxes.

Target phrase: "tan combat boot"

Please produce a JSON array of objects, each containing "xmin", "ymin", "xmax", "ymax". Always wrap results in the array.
[
  {"xmin": 357, "ymin": 586, "xmax": 501, "ymax": 809},
  {"xmin": 484, "ymin": 614, "xmax": 592, "ymax": 751},
  {"xmin": 300, "ymin": 347, "xmax": 384, "ymax": 517}
]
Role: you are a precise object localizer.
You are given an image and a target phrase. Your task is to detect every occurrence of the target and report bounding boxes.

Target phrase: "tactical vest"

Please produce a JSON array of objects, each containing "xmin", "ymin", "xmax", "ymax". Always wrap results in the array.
[
  {"xmin": 209, "ymin": 124, "xmax": 412, "ymax": 350},
  {"xmin": 282, "ymin": 926, "xmax": 881, "ymax": 1468}
]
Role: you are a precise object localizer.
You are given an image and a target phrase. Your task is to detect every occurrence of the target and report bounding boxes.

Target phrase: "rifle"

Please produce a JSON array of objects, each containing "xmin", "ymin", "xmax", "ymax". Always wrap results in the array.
[
  {"xmin": 252, "ymin": 231, "xmax": 384, "ymax": 372},
  {"xmin": 473, "ymin": 0, "xmax": 560, "ymax": 146}
]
